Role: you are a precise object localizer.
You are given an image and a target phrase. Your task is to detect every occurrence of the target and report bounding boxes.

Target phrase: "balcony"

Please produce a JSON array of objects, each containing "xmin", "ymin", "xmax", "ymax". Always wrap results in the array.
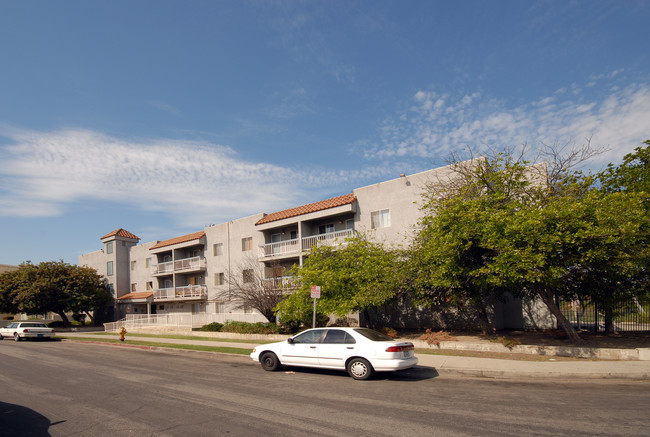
[
  {"xmin": 258, "ymin": 238, "xmax": 300, "ymax": 259},
  {"xmin": 153, "ymin": 285, "xmax": 207, "ymax": 301},
  {"xmin": 258, "ymin": 230, "xmax": 355, "ymax": 260},
  {"xmin": 152, "ymin": 256, "xmax": 206, "ymax": 275},
  {"xmin": 302, "ymin": 229, "xmax": 354, "ymax": 251},
  {"xmin": 262, "ymin": 276, "xmax": 296, "ymax": 290}
]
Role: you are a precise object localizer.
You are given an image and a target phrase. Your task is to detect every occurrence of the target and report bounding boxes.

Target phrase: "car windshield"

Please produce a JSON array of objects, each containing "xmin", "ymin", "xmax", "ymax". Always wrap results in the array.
[{"xmin": 353, "ymin": 328, "xmax": 394, "ymax": 341}]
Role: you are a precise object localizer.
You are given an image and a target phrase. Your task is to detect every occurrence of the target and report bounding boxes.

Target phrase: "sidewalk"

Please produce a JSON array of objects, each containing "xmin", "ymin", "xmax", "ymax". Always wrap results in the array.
[{"xmin": 58, "ymin": 331, "xmax": 650, "ymax": 381}]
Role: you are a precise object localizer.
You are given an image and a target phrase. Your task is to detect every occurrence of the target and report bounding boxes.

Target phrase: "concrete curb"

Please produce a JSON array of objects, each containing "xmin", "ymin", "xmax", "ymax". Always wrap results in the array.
[
  {"xmin": 60, "ymin": 336, "xmax": 650, "ymax": 381},
  {"xmin": 412, "ymin": 340, "xmax": 650, "ymax": 361}
]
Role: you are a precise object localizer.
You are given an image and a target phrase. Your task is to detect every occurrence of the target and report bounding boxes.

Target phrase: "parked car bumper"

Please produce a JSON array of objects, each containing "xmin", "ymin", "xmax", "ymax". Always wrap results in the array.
[
  {"xmin": 368, "ymin": 356, "xmax": 418, "ymax": 372},
  {"xmin": 19, "ymin": 332, "xmax": 55, "ymax": 340}
]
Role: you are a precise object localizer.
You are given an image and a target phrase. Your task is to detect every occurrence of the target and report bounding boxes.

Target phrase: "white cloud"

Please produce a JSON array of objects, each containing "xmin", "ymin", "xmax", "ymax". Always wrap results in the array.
[
  {"xmin": 0, "ymin": 128, "xmax": 397, "ymax": 226},
  {"xmin": 369, "ymin": 83, "xmax": 650, "ymax": 167}
]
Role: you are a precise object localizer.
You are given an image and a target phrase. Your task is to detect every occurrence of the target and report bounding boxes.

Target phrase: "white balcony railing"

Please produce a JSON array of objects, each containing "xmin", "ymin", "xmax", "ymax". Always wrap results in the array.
[
  {"xmin": 302, "ymin": 229, "xmax": 354, "ymax": 251},
  {"xmin": 258, "ymin": 238, "xmax": 300, "ymax": 258},
  {"xmin": 153, "ymin": 285, "xmax": 207, "ymax": 301},
  {"xmin": 174, "ymin": 256, "xmax": 206, "ymax": 272},
  {"xmin": 262, "ymin": 276, "xmax": 295, "ymax": 289},
  {"xmin": 152, "ymin": 261, "xmax": 174, "ymax": 275},
  {"xmin": 152, "ymin": 256, "xmax": 206, "ymax": 275},
  {"xmin": 259, "ymin": 230, "xmax": 355, "ymax": 259}
]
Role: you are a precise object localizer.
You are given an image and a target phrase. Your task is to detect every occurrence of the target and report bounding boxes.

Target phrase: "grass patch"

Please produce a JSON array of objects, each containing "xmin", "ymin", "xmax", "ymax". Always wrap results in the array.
[
  {"xmin": 82, "ymin": 332, "xmax": 263, "ymax": 344},
  {"xmin": 57, "ymin": 336, "xmax": 253, "ymax": 355}
]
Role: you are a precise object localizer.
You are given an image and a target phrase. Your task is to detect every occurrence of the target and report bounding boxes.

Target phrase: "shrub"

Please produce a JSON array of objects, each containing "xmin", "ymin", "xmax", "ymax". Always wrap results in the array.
[
  {"xmin": 419, "ymin": 329, "xmax": 458, "ymax": 346},
  {"xmin": 492, "ymin": 336, "xmax": 522, "ymax": 350},
  {"xmin": 199, "ymin": 322, "xmax": 223, "ymax": 332},
  {"xmin": 222, "ymin": 321, "xmax": 280, "ymax": 335}
]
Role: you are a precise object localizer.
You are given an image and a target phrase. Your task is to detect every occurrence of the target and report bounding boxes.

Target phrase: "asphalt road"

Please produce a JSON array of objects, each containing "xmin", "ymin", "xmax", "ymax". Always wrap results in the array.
[{"xmin": 1, "ymin": 340, "xmax": 648, "ymax": 436}]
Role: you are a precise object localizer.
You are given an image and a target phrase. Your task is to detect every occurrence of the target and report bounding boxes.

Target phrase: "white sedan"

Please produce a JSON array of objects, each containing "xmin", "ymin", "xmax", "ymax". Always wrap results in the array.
[
  {"xmin": 0, "ymin": 321, "xmax": 55, "ymax": 341},
  {"xmin": 250, "ymin": 327, "xmax": 417, "ymax": 380}
]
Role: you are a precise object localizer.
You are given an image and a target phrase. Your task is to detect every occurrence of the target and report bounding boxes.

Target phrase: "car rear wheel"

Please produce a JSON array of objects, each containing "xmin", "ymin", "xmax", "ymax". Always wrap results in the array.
[
  {"xmin": 14, "ymin": 333, "xmax": 21, "ymax": 342},
  {"xmin": 260, "ymin": 352, "xmax": 280, "ymax": 371},
  {"xmin": 347, "ymin": 358, "xmax": 373, "ymax": 380},
  {"xmin": 0, "ymin": 333, "xmax": 4, "ymax": 340}
]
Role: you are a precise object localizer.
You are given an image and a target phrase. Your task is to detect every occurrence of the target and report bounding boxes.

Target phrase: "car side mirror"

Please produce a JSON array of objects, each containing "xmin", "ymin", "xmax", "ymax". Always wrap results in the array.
[{"xmin": 287, "ymin": 338, "xmax": 294, "ymax": 344}]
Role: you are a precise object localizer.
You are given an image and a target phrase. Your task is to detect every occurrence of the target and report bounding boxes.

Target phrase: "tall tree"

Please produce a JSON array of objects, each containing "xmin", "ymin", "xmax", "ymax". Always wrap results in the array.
[
  {"xmin": 0, "ymin": 261, "xmax": 110, "ymax": 325},
  {"xmin": 407, "ymin": 142, "xmax": 633, "ymax": 344},
  {"xmin": 276, "ymin": 233, "xmax": 400, "ymax": 328},
  {"xmin": 224, "ymin": 257, "xmax": 286, "ymax": 322}
]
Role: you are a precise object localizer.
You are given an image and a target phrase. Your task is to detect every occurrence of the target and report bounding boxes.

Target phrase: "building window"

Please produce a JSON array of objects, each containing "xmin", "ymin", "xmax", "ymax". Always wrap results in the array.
[
  {"xmin": 371, "ymin": 209, "xmax": 391, "ymax": 229},
  {"xmin": 346, "ymin": 219, "xmax": 355, "ymax": 230},
  {"xmin": 243, "ymin": 269, "xmax": 254, "ymax": 283},
  {"xmin": 106, "ymin": 242, "xmax": 113, "ymax": 254},
  {"xmin": 290, "ymin": 230, "xmax": 298, "ymax": 240},
  {"xmin": 319, "ymin": 224, "xmax": 334, "ymax": 234},
  {"xmin": 242, "ymin": 237, "xmax": 253, "ymax": 251},
  {"xmin": 146, "ymin": 282, "xmax": 153, "ymax": 291},
  {"xmin": 131, "ymin": 283, "xmax": 137, "ymax": 292},
  {"xmin": 146, "ymin": 257, "xmax": 152, "ymax": 268},
  {"xmin": 213, "ymin": 243, "xmax": 223, "ymax": 256},
  {"xmin": 215, "ymin": 273, "xmax": 225, "ymax": 286},
  {"xmin": 130, "ymin": 260, "xmax": 136, "ymax": 271},
  {"xmin": 107, "ymin": 261, "xmax": 113, "ymax": 276}
]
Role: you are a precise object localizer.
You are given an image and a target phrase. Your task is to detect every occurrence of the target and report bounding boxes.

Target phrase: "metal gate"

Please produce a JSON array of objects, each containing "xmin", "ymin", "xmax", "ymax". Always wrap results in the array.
[{"xmin": 560, "ymin": 298, "xmax": 650, "ymax": 332}]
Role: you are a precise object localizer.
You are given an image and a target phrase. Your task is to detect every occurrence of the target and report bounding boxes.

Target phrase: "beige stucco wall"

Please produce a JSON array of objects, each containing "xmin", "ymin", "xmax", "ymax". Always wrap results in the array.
[
  {"xmin": 128, "ymin": 241, "xmax": 158, "ymax": 293},
  {"xmin": 353, "ymin": 164, "xmax": 457, "ymax": 248}
]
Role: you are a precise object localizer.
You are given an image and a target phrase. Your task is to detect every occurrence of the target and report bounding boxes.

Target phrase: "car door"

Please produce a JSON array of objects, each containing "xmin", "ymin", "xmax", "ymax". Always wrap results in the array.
[
  {"xmin": 280, "ymin": 329, "xmax": 325, "ymax": 366},
  {"xmin": 318, "ymin": 329, "xmax": 359, "ymax": 368},
  {"xmin": 1, "ymin": 322, "xmax": 17, "ymax": 336}
]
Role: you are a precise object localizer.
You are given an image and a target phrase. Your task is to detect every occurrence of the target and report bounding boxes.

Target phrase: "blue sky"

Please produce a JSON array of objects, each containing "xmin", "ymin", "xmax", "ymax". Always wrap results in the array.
[{"xmin": 1, "ymin": 0, "xmax": 649, "ymax": 266}]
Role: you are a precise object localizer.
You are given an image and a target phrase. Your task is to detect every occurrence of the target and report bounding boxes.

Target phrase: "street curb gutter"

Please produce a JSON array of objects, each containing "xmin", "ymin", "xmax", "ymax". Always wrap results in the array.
[{"xmin": 62, "ymin": 339, "xmax": 650, "ymax": 381}]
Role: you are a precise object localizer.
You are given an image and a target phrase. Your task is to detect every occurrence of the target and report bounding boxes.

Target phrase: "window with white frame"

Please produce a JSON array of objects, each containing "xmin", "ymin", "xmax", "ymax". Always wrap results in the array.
[
  {"xmin": 146, "ymin": 257, "xmax": 152, "ymax": 268},
  {"xmin": 242, "ymin": 237, "xmax": 253, "ymax": 251},
  {"xmin": 107, "ymin": 261, "xmax": 113, "ymax": 276},
  {"xmin": 130, "ymin": 260, "xmax": 136, "ymax": 271},
  {"xmin": 106, "ymin": 241, "xmax": 113, "ymax": 254},
  {"xmin": 371, "ymin": 209, "xmax": 391, "ymax": 229},
  {"xmin": 215, "ymin": 272, "xmax": 225, "ymax": 286},
  {"xmin": 346, "ymin": 219, "xmax": 354, "ymax": 230},
  {"xmin": 213, "ymin": 243, "xmax": 223, "ymax": 256},
  {"xmin": 131, "ymin": 283, "xmax": 137, "ymax": 292}
]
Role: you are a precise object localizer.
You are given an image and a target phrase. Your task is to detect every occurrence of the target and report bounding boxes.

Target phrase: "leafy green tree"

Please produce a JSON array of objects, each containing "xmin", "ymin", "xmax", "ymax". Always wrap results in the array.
[
  {"xmin": 599, "ymin": 141, "xmax": 650, "ymax": 196},
  {"xmin": 408, "ymin": 142, "xmax": 649, "ymax": 344},
  {"xmin": 0, "ymin": 261, "xmax": 111, "ymax": 325},
  {"xmin": 276, "ymin": 234, "xmax": 400, "ymax": 328},
  {"xmin": 0, "ymin": 268, "xmax": 22, "ymax": 315}
]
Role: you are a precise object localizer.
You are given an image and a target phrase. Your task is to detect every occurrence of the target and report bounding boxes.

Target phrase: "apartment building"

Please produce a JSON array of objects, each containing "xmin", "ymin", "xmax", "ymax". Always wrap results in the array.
[
  {"xmin": 79, "ymin": 163, "xmax": 551, "ymax": 329},
  {"xmin": 78, "ymin": 166, "xmax": 450, "ymax": 323}
]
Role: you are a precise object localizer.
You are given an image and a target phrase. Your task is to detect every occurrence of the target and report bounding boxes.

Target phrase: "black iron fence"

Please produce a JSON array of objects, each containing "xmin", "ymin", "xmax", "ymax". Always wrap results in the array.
[{"xmin": 560, "ymin": 298, "xmax": 650, "ymax": 332}]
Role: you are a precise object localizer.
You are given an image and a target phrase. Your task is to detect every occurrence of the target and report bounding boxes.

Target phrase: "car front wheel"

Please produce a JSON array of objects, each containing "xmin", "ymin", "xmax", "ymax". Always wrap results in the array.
[
  {"xmin": 14, "ymin": 333, "xmax": 21, "ymax": 342},
  {"xmin": 347, "ymin": 358, "xmax": 373, "ymax": 380},
  {"xmin": 260, "ymin": 352, "xmax": 280, "ymax": 371}
]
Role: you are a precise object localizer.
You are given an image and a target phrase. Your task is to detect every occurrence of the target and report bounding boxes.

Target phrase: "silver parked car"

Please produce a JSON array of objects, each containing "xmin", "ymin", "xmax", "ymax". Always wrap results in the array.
[
  {"xmin": 250, "ymin": 327, "xmax": 418, "ymax": 380},
  {"xmin": 0, "ymin": 321, "xmax": 55, "ymax": 341}
]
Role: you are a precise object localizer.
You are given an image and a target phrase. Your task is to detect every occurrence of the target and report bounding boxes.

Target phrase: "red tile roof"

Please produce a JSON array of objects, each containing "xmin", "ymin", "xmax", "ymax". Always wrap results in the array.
[
  {"xmin": 150, "ymin": 231, "xmax": 206, "ymax": 250},
  {"xmin": 101, "ymin": 228, "xmax": 140, "ymax": 241},
  {"xmin": 117, "ymin": 291, "xmax": 153, "ymax": 301},
  {"xmin": 256, "ymin": 193, "xmax": 356, "ymax": 225}
]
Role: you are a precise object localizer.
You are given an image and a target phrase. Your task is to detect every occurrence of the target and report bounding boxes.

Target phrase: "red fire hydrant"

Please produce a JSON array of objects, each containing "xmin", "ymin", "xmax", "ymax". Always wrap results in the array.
[{"xmin": 118, "ymin": 326, "xmax": 127, "ymax": 342}]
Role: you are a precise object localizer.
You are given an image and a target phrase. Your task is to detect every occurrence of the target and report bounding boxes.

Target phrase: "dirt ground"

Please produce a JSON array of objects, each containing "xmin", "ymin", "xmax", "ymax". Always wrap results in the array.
[{"xmin": 405, "ymin": 329, "xmax": 650, "ymax": 349}]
